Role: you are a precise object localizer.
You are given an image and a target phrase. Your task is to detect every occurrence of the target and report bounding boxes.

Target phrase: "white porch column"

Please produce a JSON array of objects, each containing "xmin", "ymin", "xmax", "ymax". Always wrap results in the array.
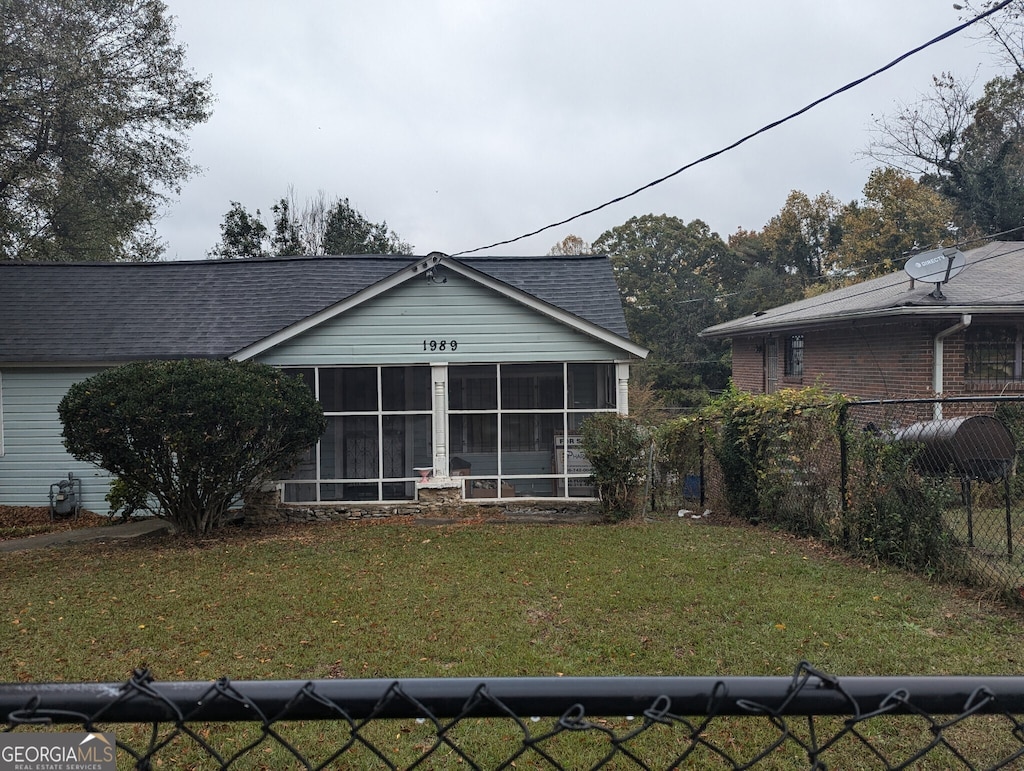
[
  {"xmin": 615, "ymin": 362, "xmax": 631, "ymax": 416},
  {"xmin": 431, "ymin": 363, "xmax": 449, "ymax": 476}
]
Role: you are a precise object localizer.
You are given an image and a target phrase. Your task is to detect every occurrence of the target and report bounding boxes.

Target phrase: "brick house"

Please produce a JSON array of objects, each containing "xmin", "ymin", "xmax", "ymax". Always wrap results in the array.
[{"xmin": 700, "ymin": 241, "xmax": 1024, "ymax": 403}]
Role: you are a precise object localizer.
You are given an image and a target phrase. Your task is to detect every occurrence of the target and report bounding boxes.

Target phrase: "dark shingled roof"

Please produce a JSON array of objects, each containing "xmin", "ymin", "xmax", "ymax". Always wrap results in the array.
[
  {"xmin": 702, "ymin": 241, "xmax": 1024, "ymax": 338},
  {"xmin": 0, "ymin": 254, "xmax": 632, "ymax": 364}
]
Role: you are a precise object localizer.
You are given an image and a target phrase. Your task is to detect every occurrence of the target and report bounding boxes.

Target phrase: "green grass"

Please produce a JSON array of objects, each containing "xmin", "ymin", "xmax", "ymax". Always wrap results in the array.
[{"xmin": 4, "ymin": 515, "xmax": 1024, "ymax": 768}]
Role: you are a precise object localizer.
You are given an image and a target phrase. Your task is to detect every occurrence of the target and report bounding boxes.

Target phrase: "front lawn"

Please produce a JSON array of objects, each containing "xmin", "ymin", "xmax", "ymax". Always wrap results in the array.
[
  {"xmin": 5, "ymin": 516, "xmax": 1022, "ymax": 682},
  {"xmin": 3, "ymin": 514, "xmax": 1023, "ymax": 767}
]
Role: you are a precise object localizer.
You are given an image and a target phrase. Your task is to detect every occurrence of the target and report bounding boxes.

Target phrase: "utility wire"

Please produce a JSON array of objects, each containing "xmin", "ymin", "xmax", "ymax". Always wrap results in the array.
[{"xmin": 452, "ymin": 0, "xmax": 1015, "ymax": 257}]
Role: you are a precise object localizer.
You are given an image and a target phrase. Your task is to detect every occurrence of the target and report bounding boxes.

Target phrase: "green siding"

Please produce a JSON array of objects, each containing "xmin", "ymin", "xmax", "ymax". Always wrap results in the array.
[
  {"xmin": 255, "ymin": 273, "xmax": 629, "ymax": 366},
  {"xmin": 0, "ymin": 275, "xmax": 632, "ymax": 511},
  {"xmin": 0, "ymin": 368, "xmax": 113, "ymax": 513}
]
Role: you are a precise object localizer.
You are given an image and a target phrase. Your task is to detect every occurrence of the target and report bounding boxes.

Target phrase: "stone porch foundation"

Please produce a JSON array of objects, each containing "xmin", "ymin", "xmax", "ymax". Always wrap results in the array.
[{"xmin": 243, "ymin": 480, "xmax": 603, "ymax": 525}]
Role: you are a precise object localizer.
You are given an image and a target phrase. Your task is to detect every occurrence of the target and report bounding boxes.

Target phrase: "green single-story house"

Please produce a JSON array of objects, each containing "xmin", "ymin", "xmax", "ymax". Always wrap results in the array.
[{"xmin": 0, "ymin": 252, "xmax": 647, "ymax": 514}]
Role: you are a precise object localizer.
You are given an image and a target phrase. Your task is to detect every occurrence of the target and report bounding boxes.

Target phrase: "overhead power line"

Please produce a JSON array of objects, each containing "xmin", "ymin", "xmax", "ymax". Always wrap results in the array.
[{"xmin": 452, "ymin": 0, "xmax": 1014, "ymax": 258}]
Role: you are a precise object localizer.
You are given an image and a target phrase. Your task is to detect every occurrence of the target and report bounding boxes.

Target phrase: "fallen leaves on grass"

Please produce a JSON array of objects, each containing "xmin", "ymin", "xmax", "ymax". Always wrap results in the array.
[{"xmin": 0, "ymin": 505, "xmax": 109, "ymax": 541}]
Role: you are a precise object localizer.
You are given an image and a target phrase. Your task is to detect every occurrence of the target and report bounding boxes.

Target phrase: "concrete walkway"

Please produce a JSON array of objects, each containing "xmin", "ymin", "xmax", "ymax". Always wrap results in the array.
[{"xmin": 0, "ymin": 518, "xmax": 172, "ymax": 553}]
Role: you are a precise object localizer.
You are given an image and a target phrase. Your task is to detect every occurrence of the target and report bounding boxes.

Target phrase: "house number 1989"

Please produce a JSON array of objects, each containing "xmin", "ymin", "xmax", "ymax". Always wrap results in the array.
[{"xmin": 423, "ymin": 339, "xmax": 457, "ymax": 351}]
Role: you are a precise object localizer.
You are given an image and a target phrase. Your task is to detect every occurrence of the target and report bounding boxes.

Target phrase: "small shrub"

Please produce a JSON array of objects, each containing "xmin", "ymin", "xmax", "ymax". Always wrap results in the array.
[
  {"xmin": 105, "ymin": 476, "xmax": 153, "ymax": 521},
  {"xmin": 845, "ymin": 433, "xmax": 960, "ymax": 572},
  {"xmin": 580, "ymin": 413, "xmax": 648, "ymax": 521}
]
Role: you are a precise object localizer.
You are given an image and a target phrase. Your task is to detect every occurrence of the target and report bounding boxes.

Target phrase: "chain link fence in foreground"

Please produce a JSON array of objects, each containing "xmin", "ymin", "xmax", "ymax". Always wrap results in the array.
[{"xmin": 5, "ymin": 663, "xmax": 1024, "ymax": 769}]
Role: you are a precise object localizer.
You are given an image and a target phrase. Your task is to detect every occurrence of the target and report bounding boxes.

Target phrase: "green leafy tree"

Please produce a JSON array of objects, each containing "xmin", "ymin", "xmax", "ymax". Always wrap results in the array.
[
  {"xmin": 717, "ymin": 228, "xmax": 770, "ymax": 288},
  {"xmin": 209, "ymin": 192, "xmax": 413, "ymax": 257},
  {"xmin": 867, "ymin": 70, "xmax": 1024, "ymax": 239},
  {"xmin": 722, "ymin": 228, "xmax": 804, "ymax": 318},
  {"xmin": 955, "ymin": 72, "xmax": 1024, "ymax": 235},
  {"xmin": 269, "ymin": 188, "xmax": 338, "ymax": 255},
  {"xmin": 593, "ymin": 215, "xmax": 732, "ymax": 406},
  {"xmin": 761, "ymin": 190, "xmax": 843, "ymax": 280},
  {"xmin": 58, "ymin": 360, "xmax": 326, "ymax": 536},
  {"xmin": 0, "ymin": 0, "xmax": 213, "ymax": 261},
  {"xmin": 208, "ymin": 202, "xmax": 270, "ymax": 259},
  {"xmin": 838, "ymin": 168, "xmax": 959, "ymax": 277},
  {"xmin": 323, "ymin": 197, "xmax": 412, "ymax": 255},
  {"xmin": 270, "ymin": 195, "xmax": 306, "ymax": 256}
]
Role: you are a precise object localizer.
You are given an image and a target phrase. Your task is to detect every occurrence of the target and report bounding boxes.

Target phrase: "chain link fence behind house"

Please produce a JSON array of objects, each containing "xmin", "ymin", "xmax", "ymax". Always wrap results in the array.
[
  {"xmin": 666, "ymin": 396, "xmax": 1024, "ymax": 600},
  {"xmin": 5, "ymin": 663, "xmax": 1024, "ymax": 769},
  {"xmin": 846, "ymin": 397, "xmax": 1024, "ymax": 598}
]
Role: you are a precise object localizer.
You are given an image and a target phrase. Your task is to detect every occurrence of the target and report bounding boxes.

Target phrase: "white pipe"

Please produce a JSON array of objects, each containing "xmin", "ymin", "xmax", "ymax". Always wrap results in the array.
[{"xmin": 933, "ymin": 314, "xmax": 971, "ymax": 420}]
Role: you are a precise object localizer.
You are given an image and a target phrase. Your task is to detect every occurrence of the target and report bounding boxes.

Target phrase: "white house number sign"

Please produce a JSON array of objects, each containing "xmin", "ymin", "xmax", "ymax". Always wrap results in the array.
[{"xmin": 422, "ymin": 340, "xmax": 458, "ymax": 351}]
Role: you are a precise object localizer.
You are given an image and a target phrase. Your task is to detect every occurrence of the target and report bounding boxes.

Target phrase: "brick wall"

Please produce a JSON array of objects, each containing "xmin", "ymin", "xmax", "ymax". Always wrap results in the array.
[
  {"xmin": 729, "ymin": 319, "xmax": 980, "ymax": 400},
  {"xmin": 730, "ymin": 337, "xmax": 765, "ymax": 393}
]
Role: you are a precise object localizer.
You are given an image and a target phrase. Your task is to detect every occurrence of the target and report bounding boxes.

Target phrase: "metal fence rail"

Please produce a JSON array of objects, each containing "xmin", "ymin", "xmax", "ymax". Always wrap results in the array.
[{"xmin": 5, "ymin": 663, "xmax": 1024, "ymax": 769}]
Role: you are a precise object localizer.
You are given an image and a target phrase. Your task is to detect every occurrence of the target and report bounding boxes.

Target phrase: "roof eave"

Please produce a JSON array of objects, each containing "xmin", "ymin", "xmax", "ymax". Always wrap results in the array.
[
  {"xmin": 232, "ymin": 255, "xmax": 649, "ymax": 361},
  {"xmin": 700, "ymin": 304, "xmax": 1024, "ymax": 339},
  {"xmin": 0, "ymin": 355, "xmax": 228, "ymax": 367},
  {"xmin": 230, "ymin": 260, "xmax": 420, "ymax": 361},
  {"xmin": 440, "ymin": 258, "xmax": 649, "ymax": 359}
]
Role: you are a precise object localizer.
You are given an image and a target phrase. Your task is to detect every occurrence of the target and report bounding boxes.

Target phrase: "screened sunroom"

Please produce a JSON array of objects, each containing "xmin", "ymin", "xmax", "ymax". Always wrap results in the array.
[{"xmin": 279, "ymin": 361, "xmax": 627, "ymax": 503}]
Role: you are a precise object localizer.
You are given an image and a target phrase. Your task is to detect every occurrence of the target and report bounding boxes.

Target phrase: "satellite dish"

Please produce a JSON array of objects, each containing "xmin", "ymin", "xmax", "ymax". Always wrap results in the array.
[
  {"xmin": 904, "ymin": 247, "xmax": 966, "ymax": 299},
  {"xmin": 904, "ymin": 247, "xmax": 966, "ymax": 284}
]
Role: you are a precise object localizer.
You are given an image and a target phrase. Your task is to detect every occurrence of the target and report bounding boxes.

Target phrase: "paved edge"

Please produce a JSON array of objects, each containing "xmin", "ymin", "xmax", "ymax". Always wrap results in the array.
[{"xmin": 0, "ymin": 518, "xmax": 172, "ymax": 553}]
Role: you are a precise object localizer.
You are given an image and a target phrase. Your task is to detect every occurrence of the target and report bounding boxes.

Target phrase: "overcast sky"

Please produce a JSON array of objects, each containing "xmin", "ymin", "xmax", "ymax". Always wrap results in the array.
[{"xmin": 154, "ymin": 0, "xmax": 1006, "ymax": 260}]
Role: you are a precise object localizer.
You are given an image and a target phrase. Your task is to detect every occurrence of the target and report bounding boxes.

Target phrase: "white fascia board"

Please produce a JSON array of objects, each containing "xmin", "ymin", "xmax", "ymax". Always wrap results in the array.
[
  {"xmin": 232, "ymin": 255, "xmax": 649, "ymax": 361},
  {"xmin": 230, "ymin": 264, "xmax": 420, "ymax": 361},
  {"xmin": 439, "ymin": 259, "xmax": 649, "ymax": 359}
]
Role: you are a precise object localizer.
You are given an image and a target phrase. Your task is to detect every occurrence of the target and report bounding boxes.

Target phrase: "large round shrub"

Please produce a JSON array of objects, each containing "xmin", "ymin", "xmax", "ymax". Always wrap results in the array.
[{"xmin": 58, "ymin": 359, "xmax": 326, "ymax": 535}]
